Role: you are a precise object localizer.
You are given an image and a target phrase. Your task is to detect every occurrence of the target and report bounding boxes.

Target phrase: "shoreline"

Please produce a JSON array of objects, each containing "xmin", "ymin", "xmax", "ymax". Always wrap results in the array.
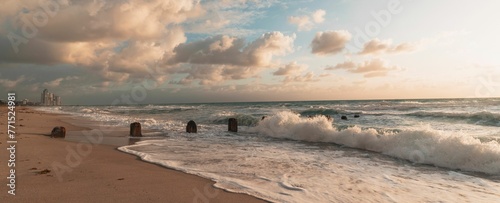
[{"xmin": 0, "ymin": 107, "xmax": 268, "ymax": 202}]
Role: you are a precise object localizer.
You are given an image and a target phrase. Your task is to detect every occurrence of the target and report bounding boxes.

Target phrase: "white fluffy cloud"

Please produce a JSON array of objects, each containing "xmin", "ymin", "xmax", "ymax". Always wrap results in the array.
[
  {"xmin": 43, "ymin": 76, "xmax": 79, "ymax": 88},
  {"xmin": 326, "ymin": 58, "xmax": 400, "ymax": 78},
  {"xmin": 311, "ymin": 30, "xmax": 351, "ymax": 55},
  {"xmin": 272, "ymin": 62, "xmax": 321, "ymax": 84},
  {"xmin": 288, "ymin": 9, "xmax": 326, "ymax": 31},
  {"xmin": 168, "ymin": 32, "xmax": 296, "ymax": 85},
  {"xmin": 273, "ymin": 62, "xmax": 307, "ymax": 76},
  {"xmin": 288, "ymin": 15, "xmax": 312, "ymax": 31},
  {"xmin": 359, "ymin": 38, "xmax": 418, "ymax": 55},
  {"xmin": 1, "ymin": 0, "xmax": 298, "ymax": 90},
  {"xmin": 168, "ymin": 32, "xmax": 295, "ymax": 67},
  {"xmin": 172, "ymin": 64, "xmax": 265, "ymax": 86},
  {"xmin": 283, "ymin": 72, "xmax": 319, "ymax": 83},
  {"xmin": 0, "ymin": 0, "xmax": 201, "ymax": 84},
  {"xmin": 0, "ymin": 75, "xmax": 26, "ymax": 89},
  {"xmin": 312, "ymin": 9, "xmax": 326, "ymax": 23}
]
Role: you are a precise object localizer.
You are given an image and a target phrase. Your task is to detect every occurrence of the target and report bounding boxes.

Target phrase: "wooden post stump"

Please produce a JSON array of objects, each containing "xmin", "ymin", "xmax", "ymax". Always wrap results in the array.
[
  {"xmin": 228, "ymin": 118, "xmax": 238, "ymax": 132},
  {"xmin": 186, "ymin": 120, "xmax": 197, "ymax": 133},
  {"xmin": 51, "ymin": 126, "xmax": 66, "ymax": 138},
  {"xmin": 130, "ymin": 122, "xmax": 142, "ymax": 137}
]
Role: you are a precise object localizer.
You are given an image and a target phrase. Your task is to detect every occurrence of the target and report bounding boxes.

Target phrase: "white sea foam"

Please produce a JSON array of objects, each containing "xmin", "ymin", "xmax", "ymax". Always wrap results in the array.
[
  {"xmin": 40, "ymin": 105, "xmax": 500, "ymax": 174},
  {"xmin": 39, "ymin": 100, "xmax": 500, "ymax": 202},
  {"xmin": 119, "ymin": 130, "xmax": 500, "ymax": 203},
  {"xmin": 253, "ymin": 111, "xmax": 500, "ymax": 175}
]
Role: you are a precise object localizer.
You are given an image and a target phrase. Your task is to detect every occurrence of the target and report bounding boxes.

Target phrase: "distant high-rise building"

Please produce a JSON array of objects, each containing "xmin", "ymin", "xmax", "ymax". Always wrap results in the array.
[
  {"xmin": 40, "ymin": 89, "xmax": 61, "ymax": 106},
  {"xmin": 54, "ymin": 96, "xmax": 61, "ymax": 106},
  {"xmin": 49, "ymin": 93, "xmax": 54, "ymax": 105},
  {"xmin": 41, "ymin": 89, "xmax": 49, "ymax": 105}
]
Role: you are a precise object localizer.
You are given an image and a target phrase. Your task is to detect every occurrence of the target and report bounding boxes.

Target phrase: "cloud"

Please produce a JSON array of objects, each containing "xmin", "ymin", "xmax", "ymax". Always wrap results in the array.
[
  {"xmin": 0, "ymin": 75, "xmax": 26, "ymax": 89},
  {"xmin": 43, "ymin": 78, "xmax": 64, "ymax": 88},
  {"xmin": 184, "ymin": 0, "xmax": 281, "ymax": 36},
  {"xmin": 284, "ymin": 72, "xmax": 319, "ymax": 83},
  {"xmin": 271, "ymin": 62, "xmax": 321, "ymax": 84},
  {"xmin": 168, "ymin": 32, "xmax": 295, "ymax": 67},
  {"xmin": 273, "ymin": 62, "xmax": 307, "ymax": 76},
  {"xmin": 359, "ymin": 38, "xmax": 418, "ymax": 55},
  {"xmin": 0, "ymin": 0, "xmax": 201, "ymax": 44},
  {"xmin": 172, "ymin": 64, "xmax": 265, "ymax": 86},
  {"xmin": 0, "ymin": 0, "xmax": 206, "ymax": 87},
  {"xmin": 43, "ymin": 76, "xmax": 79, "ymax": 88},
  {"xmin": 167, "ymin": 32, "xmax": 295, "ymax": 85},
  {"xmin": 288, "ymin": 9, "xmax": 326, "ymax": 31},
  {"xmin": 288, "ymin": 16, "xmax": 312, "ymax": 31},
  {"xmin": 217, "ymin": 0, "xmax": 282, "ymax": 9},
  {"xmin": 169, "ymin": 77, "xmax": 194, "ymax": 86},
  {"xmin": 0, "ymin": 0, "xmax": 301, "ymax": 93},
  {"xmin": 319, "ymin": 73, "xmax": 331, "ymax": 77},
  {"xmin": 311, "ymin": 30, "xmax": 351, "ymax": 55},
  {"xmin": 326, "ymin": 58, "xmax": 400, "ymax": 78},
  {"xmin": 312, "ymin": 9, "xmax": 326, "ymax": 23},
  {"xmin": 326, "ymin": 61, "xmax": 356, "ymax": 70}
]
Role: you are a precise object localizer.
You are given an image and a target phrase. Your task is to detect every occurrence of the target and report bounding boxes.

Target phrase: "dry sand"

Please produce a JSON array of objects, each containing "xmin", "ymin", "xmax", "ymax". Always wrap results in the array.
[{"xmin": 0, "ymin": 106, "xmax": 267, "ymax": 203}]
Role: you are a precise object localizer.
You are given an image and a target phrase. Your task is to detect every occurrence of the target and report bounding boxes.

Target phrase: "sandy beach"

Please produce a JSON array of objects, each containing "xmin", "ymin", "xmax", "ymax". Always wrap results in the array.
[{"xmin": 0, "ymin": 106, "xmax": 267, "ymax": 202}]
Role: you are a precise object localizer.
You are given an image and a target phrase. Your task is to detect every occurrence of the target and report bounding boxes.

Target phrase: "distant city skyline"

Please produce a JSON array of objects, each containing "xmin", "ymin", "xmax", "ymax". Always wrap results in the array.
[
  {"xmin": 0, "ymin": 1, "xmax": 499, "ymax": 105},
  {"xmin": 40, "ymin": 89, "xmax": 61, "ymax": 106}
]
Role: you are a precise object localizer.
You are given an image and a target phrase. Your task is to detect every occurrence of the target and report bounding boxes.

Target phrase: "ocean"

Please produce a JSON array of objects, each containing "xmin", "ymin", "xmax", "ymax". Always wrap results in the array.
[{"xmin": 38, "ymin": 98, "xmax": 500, "ymax": 202}]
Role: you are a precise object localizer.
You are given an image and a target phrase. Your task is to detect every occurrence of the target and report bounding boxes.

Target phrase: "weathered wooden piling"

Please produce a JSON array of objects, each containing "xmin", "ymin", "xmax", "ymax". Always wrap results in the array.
[
  {"xmin": 228, "ymin": 118, "xmax": 238, "ymax": 132},
  {"xmin": 130, "ymin": 122, "xmax": 142, "ymax": 137},
  {"xmin": 51, "ymin": 126, "xmax": 66, "ymax": 138},
  {"xmin": 186, "ymin": 120, "xmax": 197, "ymax": 133}
]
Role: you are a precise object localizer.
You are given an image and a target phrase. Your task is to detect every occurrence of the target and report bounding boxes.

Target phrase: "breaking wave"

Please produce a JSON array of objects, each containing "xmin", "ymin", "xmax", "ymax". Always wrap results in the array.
[{"xmin": 253, "ymin": 111, "xmax": 500, "ymax": 175}]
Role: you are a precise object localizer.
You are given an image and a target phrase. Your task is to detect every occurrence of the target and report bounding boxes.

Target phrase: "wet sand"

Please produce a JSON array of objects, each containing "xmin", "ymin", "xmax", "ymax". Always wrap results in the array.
[{"xmin": 0, "ymin": 106, "xmax": 267, "ymax": 202}]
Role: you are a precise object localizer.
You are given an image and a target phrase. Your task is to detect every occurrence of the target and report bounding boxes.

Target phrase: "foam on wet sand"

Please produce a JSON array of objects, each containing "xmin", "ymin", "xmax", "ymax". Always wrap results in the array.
[{"xmin": 0, "ymin": 107, "xmax": 266, "ymax": 203}]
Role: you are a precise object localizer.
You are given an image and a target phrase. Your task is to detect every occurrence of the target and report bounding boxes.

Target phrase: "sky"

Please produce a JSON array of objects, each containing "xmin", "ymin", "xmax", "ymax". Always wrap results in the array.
[{"xmin": 1, "ymin": 0, "xmax": 500, "ymax": 105}]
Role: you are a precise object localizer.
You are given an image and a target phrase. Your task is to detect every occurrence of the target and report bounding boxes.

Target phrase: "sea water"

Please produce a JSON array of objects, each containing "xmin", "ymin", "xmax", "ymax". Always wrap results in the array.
[{"xmin": 38, "ymin": 98, "xmax": 500, "ymax": 202}]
